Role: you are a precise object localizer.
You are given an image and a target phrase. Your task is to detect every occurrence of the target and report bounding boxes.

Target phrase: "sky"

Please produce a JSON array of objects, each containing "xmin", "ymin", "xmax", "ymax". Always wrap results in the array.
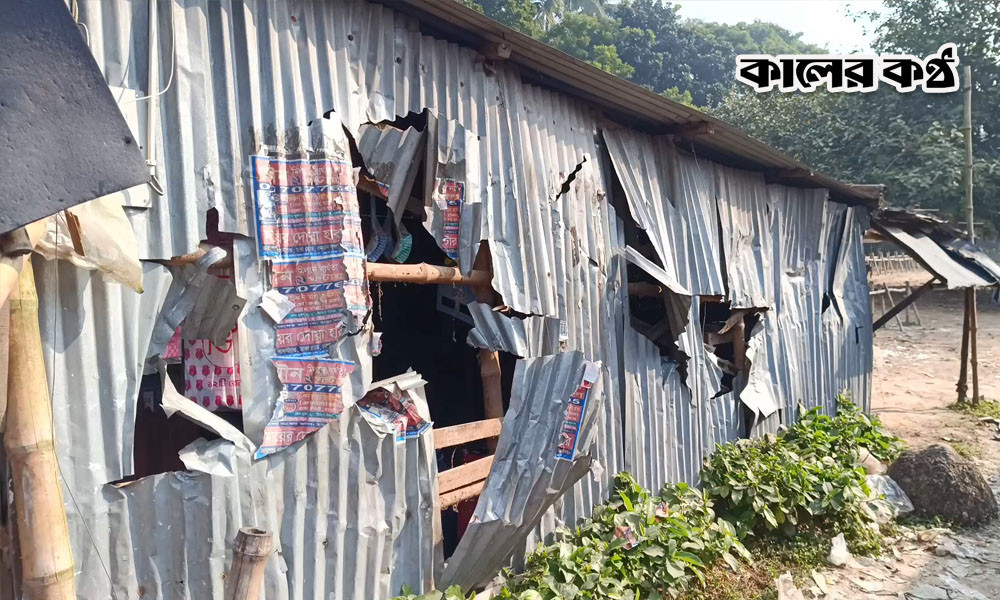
[{"xmin": 674, "ymin": 1, "xmax": 886, "ymax": 53}]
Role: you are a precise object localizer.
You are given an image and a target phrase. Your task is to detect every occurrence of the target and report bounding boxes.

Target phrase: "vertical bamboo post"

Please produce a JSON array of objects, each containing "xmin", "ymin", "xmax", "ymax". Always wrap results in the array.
[
  {"xmin": 5, "ymin": 260, "xmax": 76, "ymax": 600},
  {"xmin": 962, "ymin": 65, "xmax": 980, "ymax": 405},
  {"xmin": 957, "ymin": 289, "xmax": 970, "ymax": 403},
  {"xmin": 471, "ymin": 243, "xmax": 503, "ymax": 452},
  {"xmin": 224, "ymin": 528, "xmax": 272, "ymax": 600},
  {"xmin": 970, "ymin": 289, "xmax": 980, "ymax": 405}
]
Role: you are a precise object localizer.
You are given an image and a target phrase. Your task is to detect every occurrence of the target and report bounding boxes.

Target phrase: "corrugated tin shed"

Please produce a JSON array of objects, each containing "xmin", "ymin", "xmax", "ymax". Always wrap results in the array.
[{"xmin": 2, "ymin": 0, "xmax": 882, "ymax": 597}]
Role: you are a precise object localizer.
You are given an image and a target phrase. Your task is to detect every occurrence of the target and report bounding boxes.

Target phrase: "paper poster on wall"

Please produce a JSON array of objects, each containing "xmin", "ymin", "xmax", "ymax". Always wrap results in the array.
[
  {"xmin": 555, "ymin": 361, "xmax": 601, "ymax": 460},
  {"xmin": 255, "ymin": 357, "xmax": 355, "ymax": 458},
  {"xmin": 249, "ymin": 119, "xmax": 372, "ymax": 458}
]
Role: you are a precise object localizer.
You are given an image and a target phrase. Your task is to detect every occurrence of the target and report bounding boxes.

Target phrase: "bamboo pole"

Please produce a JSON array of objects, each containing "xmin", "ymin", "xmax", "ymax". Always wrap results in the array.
[
  {"xmin": 970, "ymin": 289, "xmax": 980, "ymax": 405},
  {"xmin": 958, "ymin": 289, "xmax": 970, "ymax": 403},
  {"xmin": 366, "ymin": 261, "xmax": 491, "ymax": 286},
  {"xmin": 5, "ymin": 260, "xmax": 75, "ymax": 600},
  {"xmin": 962, "ymin": 65, "xmax": 980, "ymax": 405},
  {"xmin": 224, "ymin": 528, "xmax": 272, "ymax": 600}
]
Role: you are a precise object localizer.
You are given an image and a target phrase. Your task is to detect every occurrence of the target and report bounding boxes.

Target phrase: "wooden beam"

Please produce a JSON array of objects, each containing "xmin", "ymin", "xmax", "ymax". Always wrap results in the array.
[
  {"xmin": 366, "ymin": 261, "xmax": 492, "ymax": 286},
  {"xmin": 472, "ymin": 242, "xmax": 504, "ymax": 453},
  {"xmin": 434, "ymin": 418, "xmax": 503, "ymax": 450},
  {"xmin": 665, "ymin": 121, "xmax": 715, "ymax": 137},
  {"xmin": 438, "ymin": 456, "xmax": 494, "ymax": 495},
  {"xmin": 873, "ymin": 278, "xmax": 936, "ymax": 331},
  {"xmin": 440, "ymin": 480, "xmax": 486, "ymax": 509}
]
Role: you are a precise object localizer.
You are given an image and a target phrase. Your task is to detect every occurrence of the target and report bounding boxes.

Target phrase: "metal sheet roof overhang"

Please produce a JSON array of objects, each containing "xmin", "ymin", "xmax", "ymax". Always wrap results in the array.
[
  {"xmin": 376, "ymin": 0, "xmax": 883, "ymax": 208},
  {"xmin": 874, "ymin": 224, "xmax": 994, "ymax": 288}
]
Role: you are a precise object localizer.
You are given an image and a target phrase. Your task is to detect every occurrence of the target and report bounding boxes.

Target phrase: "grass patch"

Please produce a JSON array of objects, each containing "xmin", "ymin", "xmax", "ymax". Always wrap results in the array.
[
  {"xmin": 948, "ymin": 399, "xmax": 1000, "ymax": 419},
  {"xmin": 950, "ymin": 440, "xmax": 980, "ymax": 460},
  {"xmin": 676, "ymin": 534, "xmax": 828, "ymax": 600}
]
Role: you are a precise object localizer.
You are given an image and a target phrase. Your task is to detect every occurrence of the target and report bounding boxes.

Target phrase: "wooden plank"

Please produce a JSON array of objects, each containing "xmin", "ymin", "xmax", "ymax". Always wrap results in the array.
[
  {"xmin": 438, "ymin": 456, "xmax": 494, "ymax": 495},
  {"xmin": 439, "ymin": 480, "xmax": 486, "ymax": 509},
  {"xmin": 873, "ymin": 278, "xmax": 937, "ymax": 331},
  {"xmin": 434, "ymin": 418, "xmax": 503, "ymax": 450}
]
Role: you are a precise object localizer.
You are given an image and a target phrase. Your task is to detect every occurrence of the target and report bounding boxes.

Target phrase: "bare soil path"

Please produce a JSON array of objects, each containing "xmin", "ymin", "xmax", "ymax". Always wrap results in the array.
[{"xmin": 814, "ymin": 289, "xmax": 1000, "ymax": 600}]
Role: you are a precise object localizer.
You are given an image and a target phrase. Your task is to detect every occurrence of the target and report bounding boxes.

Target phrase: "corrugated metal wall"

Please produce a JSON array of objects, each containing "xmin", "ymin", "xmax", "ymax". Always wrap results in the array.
[{"xmin": 17, "ymin": 0, "xmax": 875, "ymax": 597}]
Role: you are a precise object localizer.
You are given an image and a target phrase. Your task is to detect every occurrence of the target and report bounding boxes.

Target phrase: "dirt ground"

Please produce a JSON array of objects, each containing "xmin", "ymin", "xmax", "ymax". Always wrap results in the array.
[{"xmin": 808, "ymin": 289, "xmax": 1000, "ymax": 600}]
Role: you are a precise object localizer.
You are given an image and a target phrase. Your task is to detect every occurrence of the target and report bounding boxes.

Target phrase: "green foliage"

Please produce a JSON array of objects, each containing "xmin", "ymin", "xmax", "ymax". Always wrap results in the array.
[
  {"xmin": 702, "ymin": 398, "xmax": 901, "ymax": 555},
  {"xmin": 395, "ymin": 584, "xmax": 476, "ymax": 600},
  {"xmin": 542, "ymin": 14, "xmax": 635, "ymax": 78},
  {"xmin": 782, "ymin": 396, "xmax": 906, "ymax": 464},
  {"xmin": 478, "ymin": 0, "xmax": 543, "ymax": 37},
  {"xmin": 949, "ymin": 399, "xmax": 1000, "ymax": 419},
  {"xmin": 951, "ymin": 440, "xmax": 980, "ymax": 461},
  {"xmin": 396, "ymin": 399, "xmax": 902, "ymax": 599},
  {"xmin": 661, "ymin": 87, "xmax": 695, "ymax": 107},
  {"xmin": 499, "ymin": 473, "xmax": 751, "ymax": 600}
]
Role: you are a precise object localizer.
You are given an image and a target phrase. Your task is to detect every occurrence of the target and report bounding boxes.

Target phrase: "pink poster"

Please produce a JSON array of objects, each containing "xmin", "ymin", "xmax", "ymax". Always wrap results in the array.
[{"xmin": 183, "ymin": 327, "xmax": 242, "ymax": 411}]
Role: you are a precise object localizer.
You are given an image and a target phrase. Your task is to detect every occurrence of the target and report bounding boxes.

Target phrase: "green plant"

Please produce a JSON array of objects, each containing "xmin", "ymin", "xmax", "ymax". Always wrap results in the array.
[
  {"xmin": 394, "ymin": 585, "xmax": 475, "ymax": 600},
  {"xmin": 702, "ymin": 398, "xmax": 900, "ymax": 554},
  {"xmin": 499, "ymin": 474, "xmax": 751, "ymax": 600},
  {"xmin": 949, "ymin": 399, "xmax": 1000, "ymax": 420},
  {"xmin": 951, "ymin": 441, "xmax": 980, "ymax": 461},
  {"xmin": 408, "ymin": 399, "xmax": 898, "ymax": 600},
  {"xmin": 781, "ymin": 396, "xmax": 905, "ymax": 463}
]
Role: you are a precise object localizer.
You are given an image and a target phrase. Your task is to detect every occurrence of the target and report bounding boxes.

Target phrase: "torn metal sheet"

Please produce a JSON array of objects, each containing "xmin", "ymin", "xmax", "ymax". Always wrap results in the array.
[
  {"xmin": 266, "ymin": 390, "xmax": 440, "ymax": 599},
  {"xmin": 742, "ymin": 319, "xmax": 780, "ymax": 419},
  {"xmin": 146, "ymin": 246, "xmax": 228, "ymax": 365},
  {"xmin": 877, "ymin": 225, "xmax": 991, "ymax": 288},
  {"xmin": 0, "ymin": 0, "xmax": 148, "ymax": 234},
  {"xmin": 180, "ymin": 275, "xmax": 246, "ymax": 346},
  {"xmin": 37, "ymin": 258, "xmax": 174, "ymax": 485},
  {"xmin": 424, "ymin": 114, "xmax": 483, "ymax": 274},
  {"xmin": 358, "ymin": 122, "xmax": 425, "ymax": 221},
  {"xmin": 673, "ymin": 153, "xmax": 726, "ymax": 296},
  {"xmin": 178, "ymin": 438, "xmax": 240, "ymax": 477},
  {"xmin": 602, "ymin": 130, "xmax": 690, "ymax": 295},
  {"xmin": 465, "ymin": 302, "xmax": 561, "ymax": 357},
  {"xmin": 161, "ymin": 374, "xmax": 256, "ymax": 455},
  {"xmin": 441, "ymin": 352, "xmax": 604, "ymax": 590},
  {"xmin": 715, "ymin": 164, "xmax": 774, "ymax": 308},
  {"xmin": 941, "ymin": 237, "xmax": 1000, "ymax": 283}
]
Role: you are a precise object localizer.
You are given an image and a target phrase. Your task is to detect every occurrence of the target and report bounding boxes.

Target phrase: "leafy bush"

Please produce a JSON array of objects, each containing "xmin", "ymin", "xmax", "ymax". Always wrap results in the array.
[
  {"xmin": 395, "ymin": 585, "xmax": 474, "ymax": 600},
  {"xmin": 498, "ymin": 474, "xmax": 751, "ymax": 600},
  {"xmin": 701, "ymin": 433, "xmax": 877, "ymax": 551},
  {"xmin": 394, "ymin": 398, "xmax": 902, "ymax": 599},
  {"xmin": 702, "ymin": 398, "xmax": 901, "ymax": 554},
  {"xmin": 781, "ymin": 396, "xmax": 905, "ymax": 463}
]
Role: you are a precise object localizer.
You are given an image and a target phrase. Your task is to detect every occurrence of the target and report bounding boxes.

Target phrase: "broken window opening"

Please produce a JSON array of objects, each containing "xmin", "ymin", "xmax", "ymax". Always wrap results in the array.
[
  {"xmin": 355, "ymin": 130, "xmax": 514, "ymax": 556},
  {"xmin": 133, "ymin": 210, "xmax": 249, "ymax": 478},
  {"xmin": 699, "ymin": 299, "xmax": 763, "ymax": 400},
  {"xmin": 371, "ymin": 223, "xmax": 508, "ymax": 556}
]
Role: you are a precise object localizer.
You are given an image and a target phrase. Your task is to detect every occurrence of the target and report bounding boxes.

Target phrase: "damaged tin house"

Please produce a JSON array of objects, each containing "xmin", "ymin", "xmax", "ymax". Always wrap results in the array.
[{"xmin": 0, "ymin": 0, "xmax": 892, "ymax": 598}]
